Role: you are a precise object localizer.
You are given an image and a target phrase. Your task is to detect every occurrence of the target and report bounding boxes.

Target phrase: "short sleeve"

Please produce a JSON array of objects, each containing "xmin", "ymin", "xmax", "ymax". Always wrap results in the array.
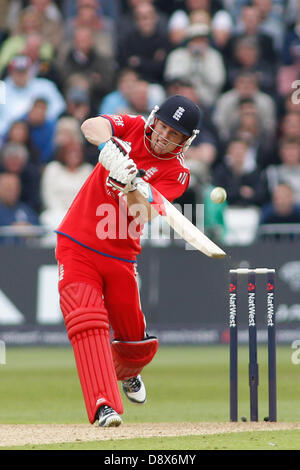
[{"xmin": 100, "ymin": 114, "xmax": 142, "ymax": 138}]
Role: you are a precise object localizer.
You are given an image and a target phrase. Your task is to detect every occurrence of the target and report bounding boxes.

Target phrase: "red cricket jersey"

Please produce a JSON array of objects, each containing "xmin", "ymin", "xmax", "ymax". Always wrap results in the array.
[{"xmin": 56, "ymin": 114, "xmax": 190, "ymax": 261}]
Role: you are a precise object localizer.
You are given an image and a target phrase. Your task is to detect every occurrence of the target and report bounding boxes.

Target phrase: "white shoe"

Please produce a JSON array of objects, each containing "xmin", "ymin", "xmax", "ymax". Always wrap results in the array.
[
  {"xmin": 122, "ymin": 375, "xmax": 146, "ymax": 404},
  {"xmin": 98, "ymin": 405, "xmax": 122, "ymax": 427}
]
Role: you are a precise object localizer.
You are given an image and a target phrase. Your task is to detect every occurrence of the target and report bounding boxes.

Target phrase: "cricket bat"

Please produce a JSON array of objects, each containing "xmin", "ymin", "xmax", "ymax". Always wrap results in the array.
[
  {"xmin": 98, "ymin": 141, "xmax": 226, "ymax": 258},
  {"xmin": 135, "ymin": 173, "xmax": 226, "ymax": 259}
]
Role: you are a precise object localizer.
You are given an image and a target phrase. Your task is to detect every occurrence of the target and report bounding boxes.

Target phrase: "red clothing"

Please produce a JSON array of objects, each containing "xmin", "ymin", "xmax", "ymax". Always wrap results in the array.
[
  {"xmin": 57, "ymin": 114, "xmax": 190, "ymax": 261},
  {"xmin": 56, "ymin": 234, "xmax": 146, "ymax": 342}
]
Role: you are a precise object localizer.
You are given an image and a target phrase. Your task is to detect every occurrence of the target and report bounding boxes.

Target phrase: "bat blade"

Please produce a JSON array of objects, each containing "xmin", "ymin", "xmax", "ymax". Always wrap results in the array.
[
  {"xmin": 136, "ymin": 179, "xmax": 226, "ymax": 259},
  {"xmin": 162, "ymin": 195, "xmax": 226, "ymax": 258}
]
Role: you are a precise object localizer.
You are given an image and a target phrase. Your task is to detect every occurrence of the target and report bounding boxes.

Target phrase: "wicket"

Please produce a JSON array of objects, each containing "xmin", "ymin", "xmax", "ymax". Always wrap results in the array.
[{"xmin": 229, "ymin": 268, "xmax": 277, "ymax": 422}]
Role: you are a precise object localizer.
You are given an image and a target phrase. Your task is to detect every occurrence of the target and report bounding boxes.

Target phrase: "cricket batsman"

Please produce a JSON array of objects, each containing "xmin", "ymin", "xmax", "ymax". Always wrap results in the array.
[{"xmin": 55, "ymin": 95, "xmax": 201, "ymax": 427}]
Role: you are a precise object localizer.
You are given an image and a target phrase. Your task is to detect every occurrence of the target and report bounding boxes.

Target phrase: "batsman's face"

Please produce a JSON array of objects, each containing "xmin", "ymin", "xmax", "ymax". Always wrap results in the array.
[{"xmin": 151, "ymin": 120, "xmax": 186, "ymax": 154}]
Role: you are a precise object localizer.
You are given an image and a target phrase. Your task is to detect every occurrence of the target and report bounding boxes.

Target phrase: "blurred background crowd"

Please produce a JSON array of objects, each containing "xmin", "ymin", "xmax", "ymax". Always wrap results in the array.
[{"xmin": 1, "ymin": 0, "xmax": 300, "ymax": 246}]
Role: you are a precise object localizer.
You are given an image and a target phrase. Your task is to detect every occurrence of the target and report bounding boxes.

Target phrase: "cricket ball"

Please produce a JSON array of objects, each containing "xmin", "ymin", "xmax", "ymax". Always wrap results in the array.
[{"xmin": 210, "ymin": 187, "xmax": 227, "ymax": 204}]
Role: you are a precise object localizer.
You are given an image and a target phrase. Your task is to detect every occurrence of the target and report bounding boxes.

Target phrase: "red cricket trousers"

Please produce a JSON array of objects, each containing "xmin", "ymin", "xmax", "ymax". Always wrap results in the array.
[{"xmin": 55, "ymin": 235, "xmax": 146, "ymax": 422}]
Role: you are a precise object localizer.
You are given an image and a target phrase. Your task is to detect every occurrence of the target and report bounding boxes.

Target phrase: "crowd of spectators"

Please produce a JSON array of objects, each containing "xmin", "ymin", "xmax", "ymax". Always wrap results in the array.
[{"xmin": 1, "ymin": 0, "xmax": 300, "ymax": 245}]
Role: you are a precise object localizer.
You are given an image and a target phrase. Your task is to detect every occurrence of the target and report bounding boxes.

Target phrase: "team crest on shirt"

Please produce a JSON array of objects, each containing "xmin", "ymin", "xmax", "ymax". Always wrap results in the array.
[{"xmin": 143, "ymin": 167, "xmax": 158, "ymax": 181}]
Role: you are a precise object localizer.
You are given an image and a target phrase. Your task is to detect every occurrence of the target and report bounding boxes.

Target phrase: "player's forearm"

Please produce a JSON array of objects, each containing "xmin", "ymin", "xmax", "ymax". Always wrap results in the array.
[
  {"xmin": 81, "ymin": 116, "xmax": 112, "ymax": 146},
  {"xmin": 126, "ymin": 190, "xmax": 158, "ymax": 223}
]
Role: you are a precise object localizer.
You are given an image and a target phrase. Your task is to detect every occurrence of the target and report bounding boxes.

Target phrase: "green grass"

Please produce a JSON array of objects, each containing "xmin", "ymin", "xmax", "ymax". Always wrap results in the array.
[{"xmin": 0, "ymin": 345, "xmax": 300, "ymax": 449}]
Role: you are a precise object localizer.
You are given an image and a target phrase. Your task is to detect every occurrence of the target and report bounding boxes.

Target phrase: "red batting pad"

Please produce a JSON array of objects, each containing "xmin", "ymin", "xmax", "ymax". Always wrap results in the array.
[
  {"xmin": 60, "ymin": 283, "xmax": 123, "ymax": 423},
  {"xmin": 112, "ymin": 336, "xmax": 159, "ymax": 380}
]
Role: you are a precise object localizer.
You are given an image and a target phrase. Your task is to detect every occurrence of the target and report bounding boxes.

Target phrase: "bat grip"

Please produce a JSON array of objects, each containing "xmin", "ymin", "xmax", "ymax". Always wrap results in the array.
[{"xmin": 137, "ymin": 169, "xmax": 146, "ymax": 178}]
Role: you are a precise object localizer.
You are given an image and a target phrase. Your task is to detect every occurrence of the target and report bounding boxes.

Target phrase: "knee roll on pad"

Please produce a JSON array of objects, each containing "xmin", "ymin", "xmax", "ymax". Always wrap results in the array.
[
  {"xmin": 111, "ymin": 336, "xmax": 159, "ymax": 380},
  {"xmin": 60, "ymin": 282, "xmax": 107, "ymax": 337},
  {"xmin": 60, "ymin": 283, "xmax": 123, "ymax": 423}
]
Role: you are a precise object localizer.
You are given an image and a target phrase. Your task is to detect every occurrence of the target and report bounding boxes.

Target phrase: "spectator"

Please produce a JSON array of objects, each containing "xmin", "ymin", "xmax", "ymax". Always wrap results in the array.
[
  {"xmin": 167, "ymin": 0, "xmax": 223, "ymax": 44},
  {"xmin": 99, "ymin": 68, "xmax": 140, "ymax": 115},
  {"xmin": 229, "ymin": 6, "xmax": 277, "ymax": 65},
  {"xmin": 277, "ymin": 62, "xmax": 300, "ymax": 99},
  {"xmin": 63, "ymin": 0, "xmax": 115, "ymax": 59},
  {"xmin": 266, "ymin": 139, "xmax": 300, "ymax": 204},
  {"xmin": 117, "ymin": 0, "xmax": 168, "ymax": 45},
  {"xmin": 212, "ymin": 139, "xmax": 270, "ymax": 207},
  {"xmin": 40, "ymin": 137, "xmax": 93, "ymax": 233},
  {"xmin": 285, "ymin": 0, "xmax": 300, "ymax": 29},
  {"xmin": 96, "ymin": 0, "xmax": 121, "ymax": 22},
  {"xmin": 230, "ymin": 104, "xmax": 276, "ymax": 169},
  {"xmin": 53, "ymin": 116, "xmax": 83, "ymax": 149},
  {"xmin": 164, "ymin": 22, "xmax": 226, "ymax": 108},
  {"xmin": 56, "ymin": 25, "xmax": 116, "ymax": 108},
  {"xmin": 167, "ymin": 5, "xmax": 209, "ymax": 47},
  {"xmin": 168, "ymin": 7, "xmax": 213, "ymax": 50},
  {"xmin": 126, "ymin": 80, "xmax": 151, "ymax": 117},
  {"xmin": 29, "ymin": 0, "xmax": 64, "ymax": 50},
  {"xmin": 252, "ymin": 0, "xmax": 285, "ymax": 51},
  {"xmin": 260, "ymin": 183, "xmax": 300, "ymax": 224},
  {"xmin": 0, "ymin": 142, "xmax": 40, "ymax": 212},
  {"xmin": 62, "ymin": 0, "xmax": 121, "ymax": 22},
  {"xmin": 63, "ymin": 87, "xmax": 99, "ymax": 165},
  {"xmin": 278, "ymin": 12, "xmax": 300, "ymax": 96},
  {"xmin": 279, "ymin": 111, "xmax": 300, "ymax": 142},
  {"xmin": 30, "ymin": 0, "xmax": 62, "ymax": 21},
  {"xmin": 226, "ymin": 36, "xmax": 276, "ymax": 96},
  {"xmin": 187, "ymin": 0, "xmax": 224, "ymax": 15},
  {"xmin": 189, "ymin": 9, "xmax": 211, "ymax": 27},
  {"xmin": 0, "ymin": 172, "xmax": 39, "ymax": 244},
  {"xmin": 4, "ymin": 120, "xmax": 34, "ymax": 154},
  {"xmin": 117, "ymin": 1, "xmax": 171, "ymax": 84},
  {"xmin": 21, "ymin": 31, "xmax": 63, "ymax": 90},
  {"xmin": 25, "ymin": 97, "xmax": 56, "ymax": 166},
  {"xmin": 99, "ymin": 68, "xmax": 165, "ymax": 116},
  {"xmin": 280, "ymin": 89, "xmax": 300, "ymax": 117},
  {"xmin": 0, "ymin": 55, "xmax": 65, "ymax": 140},
  {"xmin": 122, "ymin": 80, "xmax": 159, "ymax": 118},
  {"xmin": 213, "ymin": 72, "xmax": 276, "ymax": 142},
  {"xmin": 5, "ymin": 0, "xmax": 62, "ymax": 33},
  {"xmin": 64, "ymin": 87, "xmax": 92, "ymax": 124},
  {"xmin": 63, "ymin": 72, "xmax": 90, "ymax": 98},
  {"xmin": 211, "ymin": 10, "xmax": 234, "ymax": 66},
  {"xmin": 0, "ymin": 6, "xmax": 54, "ymax": 75}
]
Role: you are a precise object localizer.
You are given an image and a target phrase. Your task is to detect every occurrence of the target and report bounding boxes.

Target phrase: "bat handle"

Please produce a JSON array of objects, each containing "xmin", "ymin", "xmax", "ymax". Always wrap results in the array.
[{"xmin": 137, "ymin": 169, "xmax": 146, "ymax": 178}]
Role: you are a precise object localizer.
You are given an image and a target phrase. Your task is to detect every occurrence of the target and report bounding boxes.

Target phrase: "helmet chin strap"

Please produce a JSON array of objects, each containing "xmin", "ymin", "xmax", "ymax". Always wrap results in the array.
[{"xmin": 144, "ymin": 107, "xmax": 200, "ymax": 159}]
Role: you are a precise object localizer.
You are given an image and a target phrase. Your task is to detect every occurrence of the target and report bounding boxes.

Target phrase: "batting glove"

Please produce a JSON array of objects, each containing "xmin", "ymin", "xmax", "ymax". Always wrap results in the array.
[
  {"xmin": 99, "ymin": 137, "xmax": 132, "ymax": 171},
  {"xmin": 108, "ymin": 157, "xmax": 139, "ymax": 194}
]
